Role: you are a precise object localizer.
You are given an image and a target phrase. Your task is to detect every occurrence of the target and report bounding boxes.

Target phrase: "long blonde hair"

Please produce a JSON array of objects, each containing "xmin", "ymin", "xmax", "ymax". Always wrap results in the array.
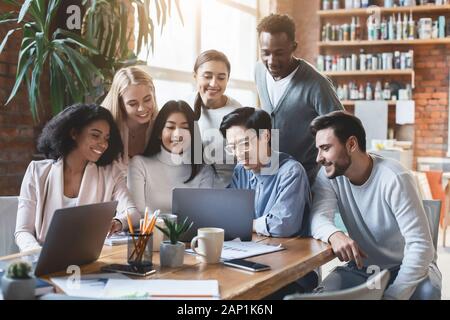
[{"xmin": 102, "ymin": 65, "xmax": 158, "ymax": 127}]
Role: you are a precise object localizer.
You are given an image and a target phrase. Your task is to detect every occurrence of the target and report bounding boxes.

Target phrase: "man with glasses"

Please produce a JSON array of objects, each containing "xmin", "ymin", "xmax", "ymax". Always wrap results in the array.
[{"xmin": 219, "ymin": 107, "xmax": 311, "ymax": 238}]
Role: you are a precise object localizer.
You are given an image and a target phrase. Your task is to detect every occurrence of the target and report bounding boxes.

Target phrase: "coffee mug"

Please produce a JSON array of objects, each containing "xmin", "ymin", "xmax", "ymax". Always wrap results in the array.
[{"xmin": 190, "ymin": 228, "xmax": 224, "ymax": 264}]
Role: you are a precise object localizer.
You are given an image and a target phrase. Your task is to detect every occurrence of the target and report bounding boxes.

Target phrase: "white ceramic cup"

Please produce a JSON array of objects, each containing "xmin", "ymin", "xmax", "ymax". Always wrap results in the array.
[{"xmin": 190, "ymin": 228, "xmax": 224, "ymax": 264}]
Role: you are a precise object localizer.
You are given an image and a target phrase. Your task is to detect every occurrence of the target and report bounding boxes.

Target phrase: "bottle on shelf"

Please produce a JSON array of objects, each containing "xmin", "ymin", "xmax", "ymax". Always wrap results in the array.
[
  {"xmin": 389, "ymin": 15, "xmax": 396, "ymax": 40},
  {"xmin": 351, "ymin": 17, "xmax": 357, "ymax": 41},
  {"xmin": 403, "ymin": 13, "xmax": 408, "ymax": 40},
  {"xmin": 396, "ymin": 13, "xmax": 403, "ymax": 40},
  {"xmin": 359, "ymin": 84, "xmax": 365, "ymax": 100},
  {"xmin": 408, "ymin": 12, "xmax": 415, "ymax": 40},
  {"xmin": 356, "ymin": 17, "xmax": 361, "ymax": 40},
  {"xmin": 365, "ymin": 82, "xmax": 373, "ymax": 100},
  {"xmin": 383, "ymin": 82, "xmax": 392, "ymax": 100},
  {"xmin": 374, "ymin": 81, "xmax": 383, "ymax": 100}
]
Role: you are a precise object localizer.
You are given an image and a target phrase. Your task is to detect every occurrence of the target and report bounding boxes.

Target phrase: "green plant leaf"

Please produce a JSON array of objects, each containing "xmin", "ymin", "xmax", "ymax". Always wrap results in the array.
[
  {"xmin": 54, "ymin": 28, "xmax": 99, "ymax": 54},
  {"xmin": 5, "ymin": 56, "xmax": 33, "ymax": 106},
  {"xmin": 18, "ymin": 0, "xmax": 33, "ymax": 23},
  {"xmin": 0, "ymin": 28, "xmax": 21, "ymax": 54}
]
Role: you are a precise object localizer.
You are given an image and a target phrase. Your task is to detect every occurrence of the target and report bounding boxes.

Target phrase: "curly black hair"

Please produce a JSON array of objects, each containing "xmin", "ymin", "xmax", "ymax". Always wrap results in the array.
[
  {"xmin": 257, "ymin": 13, "xmax": 296, "ymax": 42},
  {"xmin": 37, "ymin": 103, "xmax": 124, "ymax": 166}
]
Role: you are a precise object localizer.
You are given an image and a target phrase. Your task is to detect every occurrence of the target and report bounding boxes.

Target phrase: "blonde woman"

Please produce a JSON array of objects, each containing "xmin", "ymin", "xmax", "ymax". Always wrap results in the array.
[{"xmin": 102, "ymin": 66, "xmax": 158, "ymax": 167}]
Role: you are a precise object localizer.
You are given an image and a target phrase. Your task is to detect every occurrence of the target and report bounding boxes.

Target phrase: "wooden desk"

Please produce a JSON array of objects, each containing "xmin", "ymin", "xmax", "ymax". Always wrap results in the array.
[{"xmin": 1, "ymin": 236, "xmax": 334, "ymax": 300}]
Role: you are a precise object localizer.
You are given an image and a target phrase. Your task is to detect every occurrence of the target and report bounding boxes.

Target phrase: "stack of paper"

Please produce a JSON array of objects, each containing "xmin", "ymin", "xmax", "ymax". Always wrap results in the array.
[
  {"xmin": 104, "ymin": 232, "xmax": 130, "ymax": 246},
  {"xmin": 103, "ymin": 280, "xmax": 220, "ymax": 300}
]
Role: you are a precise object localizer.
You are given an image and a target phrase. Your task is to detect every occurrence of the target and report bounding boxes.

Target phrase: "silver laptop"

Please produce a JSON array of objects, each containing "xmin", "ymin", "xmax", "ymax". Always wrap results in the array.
[
  {"xmin": 33, "ymin": 201, "xmax": 117, "ymax": 276},
  {"xmin": 172, "ymin": 188, "xmax": 255, "ymax": 242}
]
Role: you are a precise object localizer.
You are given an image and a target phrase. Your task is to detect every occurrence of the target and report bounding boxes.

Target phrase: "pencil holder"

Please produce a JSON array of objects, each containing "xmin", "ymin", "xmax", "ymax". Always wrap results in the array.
[{"xmin": 127, "ymin": 233, "xmax": 153, "ymax": 268}]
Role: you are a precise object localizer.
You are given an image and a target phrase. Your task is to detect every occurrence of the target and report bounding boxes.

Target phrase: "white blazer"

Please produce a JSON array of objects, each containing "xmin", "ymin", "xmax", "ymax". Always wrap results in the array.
[{"xmin": 15, "ymin": 158, "xmax": 141, "ymax": 252}]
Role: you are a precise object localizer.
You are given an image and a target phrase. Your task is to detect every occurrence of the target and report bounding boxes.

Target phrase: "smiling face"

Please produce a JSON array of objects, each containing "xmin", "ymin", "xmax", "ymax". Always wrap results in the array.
[
  {"xmin": 161, "ymin": 112, "xmax": 191, "ymax": 154},
  {"xmin": 121, "ymin": 84, "xmax": 155, "ymax": 125},
  {"xmin": 225, "ymin": 126, "xmax": 269, "ymax": 171},
  {"xmin": 194, "ymin": 60, "xmax": 229, "ymax": 108},
  {"xmin": 315, "ymin": 128, "xmax": 352, "ymax": 179},
  {"xmin": 259, "ymin": 32, "xmax": 297, "ymax": 80},
  {"xmin": 71, "ymin": 120, "xmax": 110, "ymax": 163}
]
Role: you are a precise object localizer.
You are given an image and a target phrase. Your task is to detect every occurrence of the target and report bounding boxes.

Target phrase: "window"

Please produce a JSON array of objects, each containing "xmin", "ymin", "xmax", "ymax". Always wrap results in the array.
[{"xmin": 135, "ymin": 0, "xmax": 259, "ymax": 108}]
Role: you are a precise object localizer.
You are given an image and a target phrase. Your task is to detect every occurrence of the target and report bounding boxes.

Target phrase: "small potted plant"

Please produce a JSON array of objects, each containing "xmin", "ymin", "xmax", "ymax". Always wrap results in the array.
[
  {"xmin": 2, "ymin": 261, "xmax": 36, "ymax": 300},
  {"xmin": 156, "ymin": 217, "xmax": 193, "ymax": 268}
]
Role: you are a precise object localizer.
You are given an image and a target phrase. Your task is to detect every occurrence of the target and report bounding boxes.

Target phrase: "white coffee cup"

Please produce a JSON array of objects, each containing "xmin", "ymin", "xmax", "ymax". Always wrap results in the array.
[{"xmin": 190, "ymin": 228, "xmax": 224, "ymax": 264}]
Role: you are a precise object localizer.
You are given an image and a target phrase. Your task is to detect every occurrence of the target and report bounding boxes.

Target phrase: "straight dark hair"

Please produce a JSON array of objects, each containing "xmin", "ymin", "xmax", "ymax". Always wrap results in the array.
[
  {"xmin": 219, "ymin": 107, "xmax": 272, "ymax": 140},
  {"xmin": 193, "ymin": 50, "xmax": 231, "ymax": 121},
  {"xmin": 37, "ymin": 103, "xmax": 123, "ymax": 166},
  {"xmin": 310, "ymin": 111, "xmax": 367, "ymax": 152},
  {"xmin": 144, "ymin": 100, "xmax": 201, "ymax": 183}
]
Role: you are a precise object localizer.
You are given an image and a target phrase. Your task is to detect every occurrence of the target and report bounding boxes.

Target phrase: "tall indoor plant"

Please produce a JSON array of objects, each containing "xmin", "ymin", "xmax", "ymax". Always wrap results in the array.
[
  {"xmin": 0, "ymin": 0, "xmax": 101, "ymax": 122},
  {"xmin": 0, "ymin": 0, "xmax": 183, "ymax": 121},
  {"xmin": 81, "ymin": 0, "xmax": 184, "ymax": 102}
]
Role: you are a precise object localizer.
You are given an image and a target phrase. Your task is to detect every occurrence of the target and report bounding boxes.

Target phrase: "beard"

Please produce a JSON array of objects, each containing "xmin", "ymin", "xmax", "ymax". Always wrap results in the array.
[{"xmin": 323, "ymin": 153, "xmax": 352, "ymax": 179}]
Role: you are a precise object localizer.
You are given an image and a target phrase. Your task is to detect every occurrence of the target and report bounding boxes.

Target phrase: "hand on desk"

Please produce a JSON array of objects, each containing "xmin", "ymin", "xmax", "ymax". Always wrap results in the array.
[
  {"xmin": 107, "ymin": 219, "xmax": 123, "ymax": 238},
  {"xmin": 328, "ymin": 231, "xmax": 368, "ymax": 269}
]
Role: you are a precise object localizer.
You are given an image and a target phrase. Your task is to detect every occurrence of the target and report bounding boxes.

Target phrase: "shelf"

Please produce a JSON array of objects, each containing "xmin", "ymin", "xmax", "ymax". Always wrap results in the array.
[
  {"xmin": 318, "ymin": 4, "xmax": 450, "ymax": 17},
  {"xmin": 318, "ymin": 38, "xmax": 450, "ymax": 47},
  {"xmin": 323, "ymin": 69, "xmax": 414, "ymax": 76},
  {"xmin": 341, "ymin": 100, "xmax": 398, "ymax": 106}
]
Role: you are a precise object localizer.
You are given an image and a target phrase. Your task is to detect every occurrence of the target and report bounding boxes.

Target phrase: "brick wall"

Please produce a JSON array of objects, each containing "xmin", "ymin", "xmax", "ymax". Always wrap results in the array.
[
  {"xmin": 0, "ymin": 2, "xmax": 37, "ymax": 196},
  {"xmin": 270, "ymin": 0, "xmax": 450, "ymax": 166},
  {"xmin": 413, "ymin": 45, "xmax": 449, "ymax": 158}
]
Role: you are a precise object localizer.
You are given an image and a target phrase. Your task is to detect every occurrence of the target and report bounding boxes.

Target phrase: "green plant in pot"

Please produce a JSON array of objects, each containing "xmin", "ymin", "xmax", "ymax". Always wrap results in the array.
[
  {"xmin": 1, "ymin": 261, "xmax": 36, "ymax": 300},
  {"xmin": 156, "ymin": 216, "xmax": 193, "ymax": 268}
]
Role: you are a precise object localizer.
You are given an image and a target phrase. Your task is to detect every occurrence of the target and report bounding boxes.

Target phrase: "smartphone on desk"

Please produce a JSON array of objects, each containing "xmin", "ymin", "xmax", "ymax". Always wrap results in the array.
[
  {"xmin": 101, "ymin": 264, "xmax": 156, "ymax": 277},
  {"xmin": 223, "ymin": 259, "xmax": 271, "ymax": 272}
]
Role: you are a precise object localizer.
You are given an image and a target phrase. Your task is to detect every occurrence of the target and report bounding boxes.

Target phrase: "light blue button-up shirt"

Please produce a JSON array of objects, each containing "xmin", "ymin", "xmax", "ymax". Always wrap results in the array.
[{"xmin": 228, "ymin": 152, "xmax": 311, "ymax": 237}]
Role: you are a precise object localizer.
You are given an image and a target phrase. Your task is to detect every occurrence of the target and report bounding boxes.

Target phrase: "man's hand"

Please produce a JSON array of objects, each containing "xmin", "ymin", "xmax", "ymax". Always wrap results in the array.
[{"xmin": 328, "ymin": 231, "xmax": 368, "ymax": 269}]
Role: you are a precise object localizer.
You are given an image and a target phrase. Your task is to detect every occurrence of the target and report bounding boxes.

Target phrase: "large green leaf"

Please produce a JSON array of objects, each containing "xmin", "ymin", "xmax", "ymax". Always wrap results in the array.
[
  {"xmin": 5, "ymin": 57, "xmax": 33, "ymax": 105},
  {"xmin": 53, "ymin": 28, "xmax": 99, "ymax": 54},
  {"xmin": 18, "ymin": 0, "xmax": 33, "ymax": 23},
  {"xmin": 0, "ymin": 28, "xmax": 21, "ymax": 54}
]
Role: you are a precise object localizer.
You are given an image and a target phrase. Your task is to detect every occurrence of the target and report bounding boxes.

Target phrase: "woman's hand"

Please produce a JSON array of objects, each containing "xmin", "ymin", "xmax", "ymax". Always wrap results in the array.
[{"xmin": 108, "ymin": 219, "xmax": 123, "ymax": 237}]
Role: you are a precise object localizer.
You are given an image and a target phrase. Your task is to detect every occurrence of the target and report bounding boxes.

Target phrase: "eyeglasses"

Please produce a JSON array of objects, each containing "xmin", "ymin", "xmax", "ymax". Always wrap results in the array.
[{"xmin": 224, "ymin": 136, "xmax": 257, "ymax": 156}]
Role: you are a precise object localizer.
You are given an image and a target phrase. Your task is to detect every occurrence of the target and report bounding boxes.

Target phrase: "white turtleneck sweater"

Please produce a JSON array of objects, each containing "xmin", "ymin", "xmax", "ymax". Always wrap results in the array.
[{"xmin": 127, "ymin": 148, "xmax": 215, "ymax": 213}]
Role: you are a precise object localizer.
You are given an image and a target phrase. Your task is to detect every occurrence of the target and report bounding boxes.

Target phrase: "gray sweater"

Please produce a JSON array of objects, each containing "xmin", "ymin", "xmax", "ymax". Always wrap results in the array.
[
  {"xmin": 255, "ymin": 59, "xmax": 343, "ymax": 183},
  {"xmin": 310, "ymin": 154, "xmax": 440, "ymax": 300}
]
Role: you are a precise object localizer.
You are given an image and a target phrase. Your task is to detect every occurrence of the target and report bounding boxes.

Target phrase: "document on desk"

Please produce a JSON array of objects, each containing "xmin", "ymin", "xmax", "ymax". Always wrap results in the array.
[
  {"xmin": 220, "ymin": 239, "xmax": 285, "ymax": 260},
  {"xmin": 186, "ymin": 238, "xmax": 285, "ymax": 261},
  {"xmin": 50, "ymin": 273, "xmax": 129, "ymax": 298},
  {"xmin": 104, "ymin": 232, "xmax": 130, "ymax": 246},
  {"xmin": 102, "ymin": 279, "xmax": 220, "ymax": 300}
]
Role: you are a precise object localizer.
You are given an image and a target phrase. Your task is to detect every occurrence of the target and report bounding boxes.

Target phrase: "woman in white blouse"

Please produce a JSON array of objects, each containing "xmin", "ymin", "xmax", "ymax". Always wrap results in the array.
[
  {"xmin": 186, "ymin": 50, "xmax": 243, "ymax": 187},
  {"xmin": 15, "ymin": 104, "xmax": 140, "ymax": 252},
  {"xmin": 128, "ymin": 100, "xmax": 214, "ymax": 213}
]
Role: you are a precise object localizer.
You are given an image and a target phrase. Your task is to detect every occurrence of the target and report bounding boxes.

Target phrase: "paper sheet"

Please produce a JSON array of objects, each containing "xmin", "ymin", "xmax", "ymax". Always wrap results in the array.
[
  {"xmin": 186, "ymin": 238, "xmax": 285, "ymax": 261},
  {"xmin": 50, "ymin": 273, "xmax": 129, "ymax": 299},
  {"xmin": 103, "ymin": 279, "xmax": 220, "ymax": 300},
  {"xmin": 396, "ymin": 100, "xmax": 415, "ymax": 125}
]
